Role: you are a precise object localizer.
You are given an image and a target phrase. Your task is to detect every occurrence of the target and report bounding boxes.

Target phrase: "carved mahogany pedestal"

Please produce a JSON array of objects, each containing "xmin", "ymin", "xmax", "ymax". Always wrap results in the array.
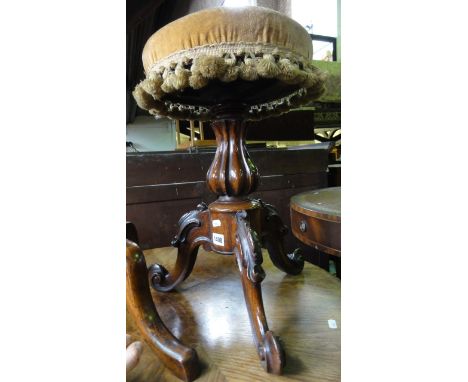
[{"xmin": 144, "ymin": 108, "xmax": 304, "ymax": 378}]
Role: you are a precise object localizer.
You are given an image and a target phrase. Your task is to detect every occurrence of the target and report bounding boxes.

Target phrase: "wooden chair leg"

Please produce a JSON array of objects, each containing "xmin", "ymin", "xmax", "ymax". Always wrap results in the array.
[
  {"xmin": 126, "ymin": 239, "xmax": 200, "ymax": 381},
  {"xmin": 260, "ymin": 202, "xmax": 304, "ymax": 275},
  {"xmin": 235, "ymin": 211, "xmax": 285, "ymax": 374},
  {"xmin": 148, "ymin": 203, "xmax": 210, "ymax": 292}
]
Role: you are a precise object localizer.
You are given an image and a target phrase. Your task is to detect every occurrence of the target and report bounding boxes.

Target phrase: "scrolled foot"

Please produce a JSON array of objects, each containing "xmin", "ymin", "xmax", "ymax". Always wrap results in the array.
[
  {"xmin": 148, "ymin": 245, "xmax": 199, "ymax": 293},
  {"xmin": 148, "ymin": 263, "xmax": 169, "ymax": 290},
  {"xmin": 261, "ymin": 331, "xmax": 285, "ymax": 374},
  {"xmin": 287, "ymin": 248, "xmax": 304, "ymax": 263}
]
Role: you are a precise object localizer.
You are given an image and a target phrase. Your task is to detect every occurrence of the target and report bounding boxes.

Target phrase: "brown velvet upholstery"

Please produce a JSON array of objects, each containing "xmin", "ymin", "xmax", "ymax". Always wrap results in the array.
[{"xmin": 142, "ymin": 6, "xmax": 314, "ymax": 71}]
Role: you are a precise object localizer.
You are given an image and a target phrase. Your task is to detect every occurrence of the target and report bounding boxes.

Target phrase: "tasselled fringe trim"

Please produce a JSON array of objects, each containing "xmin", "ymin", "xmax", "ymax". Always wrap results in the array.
[{"xmin": 133, "ymin": 44, "xmax": 327, "ymax": 121}]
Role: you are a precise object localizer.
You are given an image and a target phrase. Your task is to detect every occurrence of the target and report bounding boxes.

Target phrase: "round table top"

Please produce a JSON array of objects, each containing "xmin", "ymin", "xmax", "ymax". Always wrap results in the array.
[{"xmin": 291, "ymin": 187, "xmax": 341, "ymax": 222}]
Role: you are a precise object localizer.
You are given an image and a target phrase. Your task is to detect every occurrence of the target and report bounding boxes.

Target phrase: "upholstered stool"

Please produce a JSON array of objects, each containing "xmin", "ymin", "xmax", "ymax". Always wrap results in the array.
[{"xmin": 127, "ymin": 6, "xmax": 326, "ymax": 381}]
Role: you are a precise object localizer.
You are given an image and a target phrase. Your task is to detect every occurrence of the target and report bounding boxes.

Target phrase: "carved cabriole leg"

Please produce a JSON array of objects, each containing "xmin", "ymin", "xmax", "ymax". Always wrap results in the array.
[
  {"xmin": 126, "ymin": 239, "xmax": 200, "ymax": 382},
  {"xmin": 260, "ymin": 202, "xmax": 305, "ymax": 275},
  {"xmin": 235, "ymin": 211, "xmax": 285, "ymax": 375},
  {"xmin": 149, "ymin": 203, "xmax": 211, "ymax": 292}
]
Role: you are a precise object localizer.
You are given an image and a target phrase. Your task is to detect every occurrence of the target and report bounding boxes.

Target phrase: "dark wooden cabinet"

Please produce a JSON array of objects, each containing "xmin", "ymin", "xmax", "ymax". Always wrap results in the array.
[{"xmin": 126, "ymin": 146, "xmax": 329, "ymax": 252}]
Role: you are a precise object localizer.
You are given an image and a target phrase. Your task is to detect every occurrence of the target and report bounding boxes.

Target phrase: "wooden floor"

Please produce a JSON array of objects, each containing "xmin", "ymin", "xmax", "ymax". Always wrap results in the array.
[{"xmin": 127, "ymin": 247, "xmax": 341, "ymax": 382}]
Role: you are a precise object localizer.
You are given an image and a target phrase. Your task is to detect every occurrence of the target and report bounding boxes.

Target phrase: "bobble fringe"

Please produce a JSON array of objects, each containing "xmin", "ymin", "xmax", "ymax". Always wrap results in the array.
[
  {"xmin": 133, "ymin": 49, "xmax": 327, "ymax": 120},
  {"xmin": 140, "ymin": 77, "xmax": 164, "ymax": 100},
  {"xmin": 196, "ymin": 56, "xmax": 226, "ymax": 79},
  {"xmin": 219, "ymin": 53, "xmax": 239, "ymax": 82},
  {"xmin": 172, "ymin": 63, "xmax": 190, "ymax": 90},
  {"xmin": 239, "ymin": 54, "xmax": 259, "ymax": 81},
  {"xmin": 256, "ymin": 54, "xmax": 280, "ymax": 78}
]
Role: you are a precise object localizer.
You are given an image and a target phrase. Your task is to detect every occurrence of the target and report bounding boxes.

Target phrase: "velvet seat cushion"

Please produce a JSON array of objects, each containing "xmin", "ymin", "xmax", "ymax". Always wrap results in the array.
[{"xmin": 133, "ymin": 6, "xmax": 326, "ymax": 121}]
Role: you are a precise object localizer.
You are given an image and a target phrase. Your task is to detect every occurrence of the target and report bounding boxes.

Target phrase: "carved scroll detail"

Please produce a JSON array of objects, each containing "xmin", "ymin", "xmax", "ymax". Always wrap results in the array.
[
  {"xmin": 261, "ymin": 201, "xmax": 289, "ymax": 236},
  {"xmin": 235, "ymin": 210, "xmax": 265, "ymax": 283},
  {"xmin": 149, "ymin": 202, "xmax": 210, "ymax": 292},
  {"xmin": 257, "ymin": 200, "xmax": 304, "ymax": 274},
  {"xmin": 171, "ymin": 202, "xmax": 208, "ymax": 247}
]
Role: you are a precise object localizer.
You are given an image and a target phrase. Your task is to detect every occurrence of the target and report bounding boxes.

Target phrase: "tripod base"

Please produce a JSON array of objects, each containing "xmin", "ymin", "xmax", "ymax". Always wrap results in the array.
[{"xmin": 148, "ymin": 197, "xmax": 304, "ymax": 375}]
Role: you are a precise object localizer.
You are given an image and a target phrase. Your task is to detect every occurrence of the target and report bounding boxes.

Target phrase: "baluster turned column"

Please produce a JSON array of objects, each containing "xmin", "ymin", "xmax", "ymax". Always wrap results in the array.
[{"xmin": 206, "ymin": 116, "xmax": 259, "ymax": 199}]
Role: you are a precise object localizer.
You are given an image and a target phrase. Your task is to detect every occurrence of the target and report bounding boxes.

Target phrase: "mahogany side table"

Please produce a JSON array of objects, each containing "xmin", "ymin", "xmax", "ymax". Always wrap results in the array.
[{"xmin": 290, "ymin": 187, "xmax": 341, "ymax": 276}]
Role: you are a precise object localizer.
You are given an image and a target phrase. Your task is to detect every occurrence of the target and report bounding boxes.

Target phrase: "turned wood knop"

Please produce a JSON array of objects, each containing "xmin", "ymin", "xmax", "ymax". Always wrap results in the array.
[{"xmin": 206, "ymin": 119, "xmax": 259, "ymax": 197}]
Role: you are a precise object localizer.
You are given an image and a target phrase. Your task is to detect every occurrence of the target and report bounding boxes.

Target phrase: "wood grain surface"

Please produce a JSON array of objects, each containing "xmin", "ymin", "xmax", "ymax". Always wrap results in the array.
[{"xmin": 127, "ymin": 247, "xmax": 341, "ymax": 382}]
